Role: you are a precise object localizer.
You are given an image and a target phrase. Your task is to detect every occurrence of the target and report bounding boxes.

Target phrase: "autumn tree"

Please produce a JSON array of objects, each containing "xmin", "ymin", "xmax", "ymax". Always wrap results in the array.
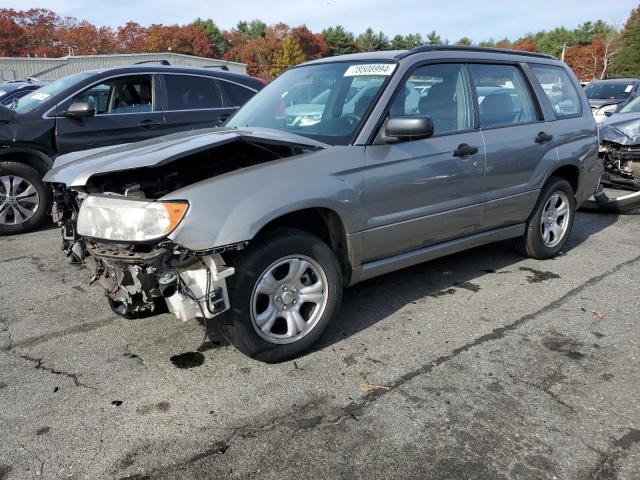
[
  {"xmin": 117, "ymin": 22, "xmax": 146, "ymax": 53},
  {"xmin": 291, "ymin": 25, "xmax": 328, "ymax": 59},
  {"xmin": 0, "ymin": 12, "xmax": 26, "ymax": 56},
  {"xmin": 270, "ymin": 35, "xmax": 305, "ymax": 77},
  {"xmin": 192, "ymin": 18, "xmax": 225, "ymax": 56}
]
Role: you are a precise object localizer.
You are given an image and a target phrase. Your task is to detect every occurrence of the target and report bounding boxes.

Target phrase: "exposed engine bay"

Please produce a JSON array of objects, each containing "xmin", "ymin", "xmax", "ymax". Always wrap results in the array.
[
  {"xmin": 591, "ymin": 120, "xmax": 640, "ymax": 213},
  {"xmin": 49, "ymin": 135, "xmax": 320, "ymax": 321}
]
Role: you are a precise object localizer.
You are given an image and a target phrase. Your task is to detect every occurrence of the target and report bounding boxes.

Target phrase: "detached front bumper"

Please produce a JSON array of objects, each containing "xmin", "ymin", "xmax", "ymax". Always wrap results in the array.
[{"xmin": 86, "ymin": 241, "xmax": 234, "ymax": 321}]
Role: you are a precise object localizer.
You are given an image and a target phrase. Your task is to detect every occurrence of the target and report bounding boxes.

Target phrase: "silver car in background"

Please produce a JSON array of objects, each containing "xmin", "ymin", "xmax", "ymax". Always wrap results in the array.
[{"xmin": 45, "ymin": 46, "xmax": 600, "ymax": 362}]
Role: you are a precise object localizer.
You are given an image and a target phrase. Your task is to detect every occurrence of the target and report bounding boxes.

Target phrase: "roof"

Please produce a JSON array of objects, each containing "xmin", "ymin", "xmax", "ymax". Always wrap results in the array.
[{"xmin": 302, "ymin": 45, "xmax": 557, "ymax": 67}]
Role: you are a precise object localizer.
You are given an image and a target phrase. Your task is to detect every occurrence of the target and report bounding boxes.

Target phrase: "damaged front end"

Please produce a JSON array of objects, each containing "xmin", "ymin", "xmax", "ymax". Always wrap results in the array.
[
  {"xmin": 599, "ymin": 119, "xmax": 640, "ymax": 191},
  {"xmin": 44, "ymin": 127, "xmax": 326, "ymax": 321},
  {"xmin": 87, "ymin": 242, "xmax": 235, "ymax": 321}
]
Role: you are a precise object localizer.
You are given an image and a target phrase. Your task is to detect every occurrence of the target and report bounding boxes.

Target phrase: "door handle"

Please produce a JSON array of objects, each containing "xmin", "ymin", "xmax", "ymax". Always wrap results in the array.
[
  {"xmin": 452, "ymin": 144, "xmax": 479, "ymax": 157},
  {"xmin": 138, "ymin": 119, "xmax": 161, "ymax": 129},
  {"xmin": 535, "ymin": 131, "xmax": 554, "ymax": 144}
]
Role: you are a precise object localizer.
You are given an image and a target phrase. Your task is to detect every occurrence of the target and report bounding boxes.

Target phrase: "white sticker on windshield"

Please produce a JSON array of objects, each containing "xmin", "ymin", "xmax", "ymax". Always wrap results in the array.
[
  {"xmin": 344, "ymin": 64, "xmax": 396, "ymax": 77},
  {"xmin": 0, "ymin": 91, "xmax": 6, "ymax": 97},
  {"xmin": 626, "ymin": 85, "xmax": 634, "ymax": 93},
  {"xmin": 31, "ymin": 92, "xmax": 50, "ymax": 101}
]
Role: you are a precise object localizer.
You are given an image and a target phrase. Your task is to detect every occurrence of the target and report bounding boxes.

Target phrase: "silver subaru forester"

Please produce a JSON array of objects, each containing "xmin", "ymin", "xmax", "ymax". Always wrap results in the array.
[{"xmin": 45, "ymin": 46, "xmax": 601, "ymax": 362}]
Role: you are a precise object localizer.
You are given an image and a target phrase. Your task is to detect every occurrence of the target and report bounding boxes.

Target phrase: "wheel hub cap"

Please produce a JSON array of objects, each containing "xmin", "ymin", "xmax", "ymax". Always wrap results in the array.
[
  {"xmin": 540, "ymin": 191, "xmax": 570, "ymax": 248},
  {"xmin": 250, "ymin": 255, "xmax": 329, "ymax": 345},
  {"xmin": 0, "ymin": 175, "xmax": 40, "ymax": 226}
]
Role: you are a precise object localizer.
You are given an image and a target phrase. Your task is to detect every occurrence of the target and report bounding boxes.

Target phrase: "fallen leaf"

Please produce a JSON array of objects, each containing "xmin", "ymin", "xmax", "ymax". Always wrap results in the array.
[
  {"xmin": 592, "ymin": 310, "xmax": 606, "ymax": 320},
  {"xmin": 361, "ymin": 384, "xmax": 391, "ymax": 394}
]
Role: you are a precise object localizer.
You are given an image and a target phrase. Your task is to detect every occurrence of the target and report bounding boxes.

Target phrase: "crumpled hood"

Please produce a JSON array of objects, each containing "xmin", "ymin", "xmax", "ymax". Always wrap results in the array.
[
  {"xmin": 600, "ymin": 111, "xmax": 640, "ymax": 146},
  {"xmin": 589, "ymin": 98, "xmax": 626, "ymax": 110},
  {"xmin": 43, "ymin": 127, "xmax": 328, "ymax": 187}
]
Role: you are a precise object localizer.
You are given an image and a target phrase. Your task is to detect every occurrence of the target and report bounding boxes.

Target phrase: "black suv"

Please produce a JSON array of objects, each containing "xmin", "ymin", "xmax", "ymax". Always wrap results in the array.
[{"xmin": 0, "ymin": 64, "xmax": 263, "ymax": 235}]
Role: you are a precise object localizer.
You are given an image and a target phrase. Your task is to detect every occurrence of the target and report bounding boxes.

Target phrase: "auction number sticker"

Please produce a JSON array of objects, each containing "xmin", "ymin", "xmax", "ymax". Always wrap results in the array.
[
  {"xmin": 344, "ymin": 63, "xmax": 396, "ymax": 77},
  {"xmin": 31, "ymin": 92, "xmax": 51, "ymax": 101}
]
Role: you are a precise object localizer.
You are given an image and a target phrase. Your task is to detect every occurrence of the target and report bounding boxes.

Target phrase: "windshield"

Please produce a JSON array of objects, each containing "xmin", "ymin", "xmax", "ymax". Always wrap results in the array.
[
  {"xmin": 584, "ymin": 81, "xmax": 635, "ymax": 100},
  {"xmin": 227, "ymin": 62, "xmax": 396, "ymax": 145},
  {"xmin": 619, "ymin": 95, "xmax": 640, "ymax": 114},
  {"xmin": 12, "ymin": 72, "xmax": 93, "ymax": 114}
]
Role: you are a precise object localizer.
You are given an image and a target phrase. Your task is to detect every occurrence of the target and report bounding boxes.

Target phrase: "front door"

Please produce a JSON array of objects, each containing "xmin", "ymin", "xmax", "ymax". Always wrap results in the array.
[
  {"xmin": 361, "ymin": 63, "xmax": 485, "ymax": 263},
  {"xmin": 56, "ymin": 74, "xmax": 164, "ymax": 154}
]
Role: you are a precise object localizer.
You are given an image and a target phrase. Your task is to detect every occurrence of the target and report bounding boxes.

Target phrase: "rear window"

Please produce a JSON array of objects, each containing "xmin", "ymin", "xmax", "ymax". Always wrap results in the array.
[
  {"xmin": 531, "ymin": 65, "xmax": 582, "ymax": 118},
  {"xmin": 164, "ymin": 75, "xmax": 222, "ymax": 110},
  {"xmin": 219, "ymin": 80, "xmax": 255, "ymax": 107}
]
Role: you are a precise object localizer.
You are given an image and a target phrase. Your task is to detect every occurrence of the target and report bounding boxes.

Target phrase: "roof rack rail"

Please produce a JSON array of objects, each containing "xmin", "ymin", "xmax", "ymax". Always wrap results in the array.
[
  {"xmin": 202, "ymin": 65, "xmax": 229, "ymax": 71},
  {"xmin": 135, "ymin": 60, "xmax": 171, "ymax": 66},
  {"xmin": 396, "ymin": 45, "xmax": 556, "ymax": 60}
]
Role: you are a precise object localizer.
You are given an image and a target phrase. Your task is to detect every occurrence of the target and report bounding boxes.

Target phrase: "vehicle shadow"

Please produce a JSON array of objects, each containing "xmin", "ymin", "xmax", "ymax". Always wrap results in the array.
[
  {"xmin": 200, "ymin": 211, "xmax": 620, "ymax": 358},
  {"xmin": 315, "ymin": 211, "xmax": 619, "ymax": 352}
]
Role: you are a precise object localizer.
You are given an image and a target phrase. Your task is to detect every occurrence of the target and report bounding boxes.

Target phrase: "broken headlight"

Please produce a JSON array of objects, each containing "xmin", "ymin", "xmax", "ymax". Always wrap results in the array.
[{"xmin": 77, "ymin": 195, "xmax": 188, "ymax": 241}]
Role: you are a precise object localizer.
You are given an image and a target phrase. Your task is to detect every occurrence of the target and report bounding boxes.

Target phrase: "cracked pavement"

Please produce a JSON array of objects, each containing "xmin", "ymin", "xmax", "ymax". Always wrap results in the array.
[{"xmin": 0, "ymin": 209, "xmax": 639, "ymax": 479}]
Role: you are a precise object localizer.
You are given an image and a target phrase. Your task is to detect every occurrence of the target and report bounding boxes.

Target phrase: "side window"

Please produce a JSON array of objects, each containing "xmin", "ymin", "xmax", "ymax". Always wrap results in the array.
[
  {"xmin": 72, "ymin": 76, "xmax": 153, "ymax": 114},
  {"xmin": 389, "ymin": 63, "xmax": 473, "ymax": 136},
  {"xmin": 165, "ymin": 75, "xmax": 222, "ymax": 110},
  {"xmin": 219, "ymin": 80, "xmax": 255, "ymax": 107},
  {"xmin": 530, "ymin": 65, "xmax": 581, "ymax": 118},
  {"xmin": 469, "ymin": 64, "xmax": 539, "ymax": 129}
]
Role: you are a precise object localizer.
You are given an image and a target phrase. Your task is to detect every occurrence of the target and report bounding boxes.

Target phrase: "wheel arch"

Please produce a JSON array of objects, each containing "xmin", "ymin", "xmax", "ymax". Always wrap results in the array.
[
  {"xmin": 545, "ymin": 164, "xmax": 580, "ymax": 195},
  {"xmin": 0, "ymin": 148, "xmax": 53, "ymax": 175},
  {"xmin": 253, "ymin": 207, "xmax": 353, "ymax": 284}
]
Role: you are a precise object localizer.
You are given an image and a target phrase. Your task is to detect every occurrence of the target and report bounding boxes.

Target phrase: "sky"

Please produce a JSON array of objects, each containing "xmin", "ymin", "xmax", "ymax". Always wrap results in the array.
[{"xmin": 8, "ymin": 0, "xmax": 639, "ymax": 41}]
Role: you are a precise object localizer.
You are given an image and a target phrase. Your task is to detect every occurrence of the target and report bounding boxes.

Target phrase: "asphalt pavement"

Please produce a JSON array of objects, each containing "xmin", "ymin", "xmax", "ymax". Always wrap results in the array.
[{"xmin": 0, "ymin": 208, "xmax": 639, "ymax": 480}]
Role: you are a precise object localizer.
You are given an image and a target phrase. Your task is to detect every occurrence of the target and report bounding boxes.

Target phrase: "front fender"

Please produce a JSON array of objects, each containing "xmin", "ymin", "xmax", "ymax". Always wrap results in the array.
[
  {"xmin": 0, "ymin": 146, "xmax": 54, "ymax": 173},
  {"xmin": 164, "ymin": 146, "xmax": 366, "ymax": 251}
]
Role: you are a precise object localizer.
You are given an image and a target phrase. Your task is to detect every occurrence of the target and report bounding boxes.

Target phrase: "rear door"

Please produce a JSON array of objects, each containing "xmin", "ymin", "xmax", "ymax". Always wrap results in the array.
[
  {"xmin": 361, "ymin": 62, "xmax": 485, "ymax": 262},
  {"xmin": 159, "ymin": 73, "xmax": 230, "ymax": 134},
  {"xmin": 217, "ymin": 78, "xmax": 259, "ymax": 123},
  {"xmin": 56, "ymin": 74, "xmax": 164, "ymax": 154},
  {"xmin": 469, "ymin": 63, "xmax": 557, "ymax": 231}
]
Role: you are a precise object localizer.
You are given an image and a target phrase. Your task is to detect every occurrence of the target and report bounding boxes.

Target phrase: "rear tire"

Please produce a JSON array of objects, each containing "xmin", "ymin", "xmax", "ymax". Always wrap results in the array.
[
  {"xmin": 0, "ymin": 161, "xmax": 51, "ymax": 236},
  {"xmin": 222, "ymin": 228, "xmax": 343, "ymax": 363},
  {"xmin": 515, "ymin": 176, "xmax": 576, "ymax": 259}
]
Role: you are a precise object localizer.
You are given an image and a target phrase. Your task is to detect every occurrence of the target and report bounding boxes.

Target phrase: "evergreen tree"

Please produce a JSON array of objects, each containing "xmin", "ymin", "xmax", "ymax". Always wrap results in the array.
[
  {"xmin": 192, "ymin": 18, "xmax": 225, "ymax": 56},
  {"xmin": 614, "ymin": 6, "xmax": 640, "ymax": 76},
  {"xmin": 356, "ymin": 28, "xmax": 389, "ymax": 51},
  {"xmin": 321, "ymin": 25, "xmax": 356, "ymax": 56}
]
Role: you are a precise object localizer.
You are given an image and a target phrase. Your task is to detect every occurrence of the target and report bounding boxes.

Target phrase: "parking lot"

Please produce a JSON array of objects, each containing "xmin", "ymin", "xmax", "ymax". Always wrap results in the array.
[{"xmin": 0, "ymin": 208, "xmax": 639, "ymax": 480}]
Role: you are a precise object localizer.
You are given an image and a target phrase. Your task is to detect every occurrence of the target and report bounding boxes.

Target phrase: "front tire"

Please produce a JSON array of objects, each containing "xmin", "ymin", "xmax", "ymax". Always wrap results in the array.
[
  {"xmin": 515, "ymin": 176, "xmax": 576, "ymax": 259},
  {"xmin": 222, "ymin": 228, "xmax": 343, "ymax": 363},
  {"xmin": 0, "ymin": 161, "xmax": 51, "ymax": 236}
]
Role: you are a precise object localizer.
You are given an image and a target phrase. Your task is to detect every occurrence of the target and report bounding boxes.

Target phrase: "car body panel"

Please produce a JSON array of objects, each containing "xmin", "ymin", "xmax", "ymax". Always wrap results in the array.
[
  {"xmin": 360, "ymin": 131, "xmax": 485, "ymax": 262},
  {"xmin": 44, "ymin": 127, "xmax": 328, "ymax": 187}
]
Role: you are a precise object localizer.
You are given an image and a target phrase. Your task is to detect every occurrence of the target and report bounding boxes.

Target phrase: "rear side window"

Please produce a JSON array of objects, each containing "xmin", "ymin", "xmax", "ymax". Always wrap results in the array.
[
  {"xmin": 531, "ymin": 65, "xmax": 582, "ymax": 118},
  {"xmin": 219, "ymin": 80, "xmax": 255, "ymax": 107},
  {"xmin": 469, "ymin": 64, "xmax": 539, "ymax": 129},
  {"xmin": 164, "ymin": 75, "xmax": 222, "ymax": 110}
]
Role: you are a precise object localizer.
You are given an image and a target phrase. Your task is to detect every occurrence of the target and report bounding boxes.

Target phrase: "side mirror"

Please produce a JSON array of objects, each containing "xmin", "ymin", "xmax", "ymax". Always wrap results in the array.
[
  {"xmin": 385, "ymin": 115, "xmax": 434, "ymax": 141},
  {"xmin": 64, "ymin": 102, "xmax": 95, "ymax": 119}
]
